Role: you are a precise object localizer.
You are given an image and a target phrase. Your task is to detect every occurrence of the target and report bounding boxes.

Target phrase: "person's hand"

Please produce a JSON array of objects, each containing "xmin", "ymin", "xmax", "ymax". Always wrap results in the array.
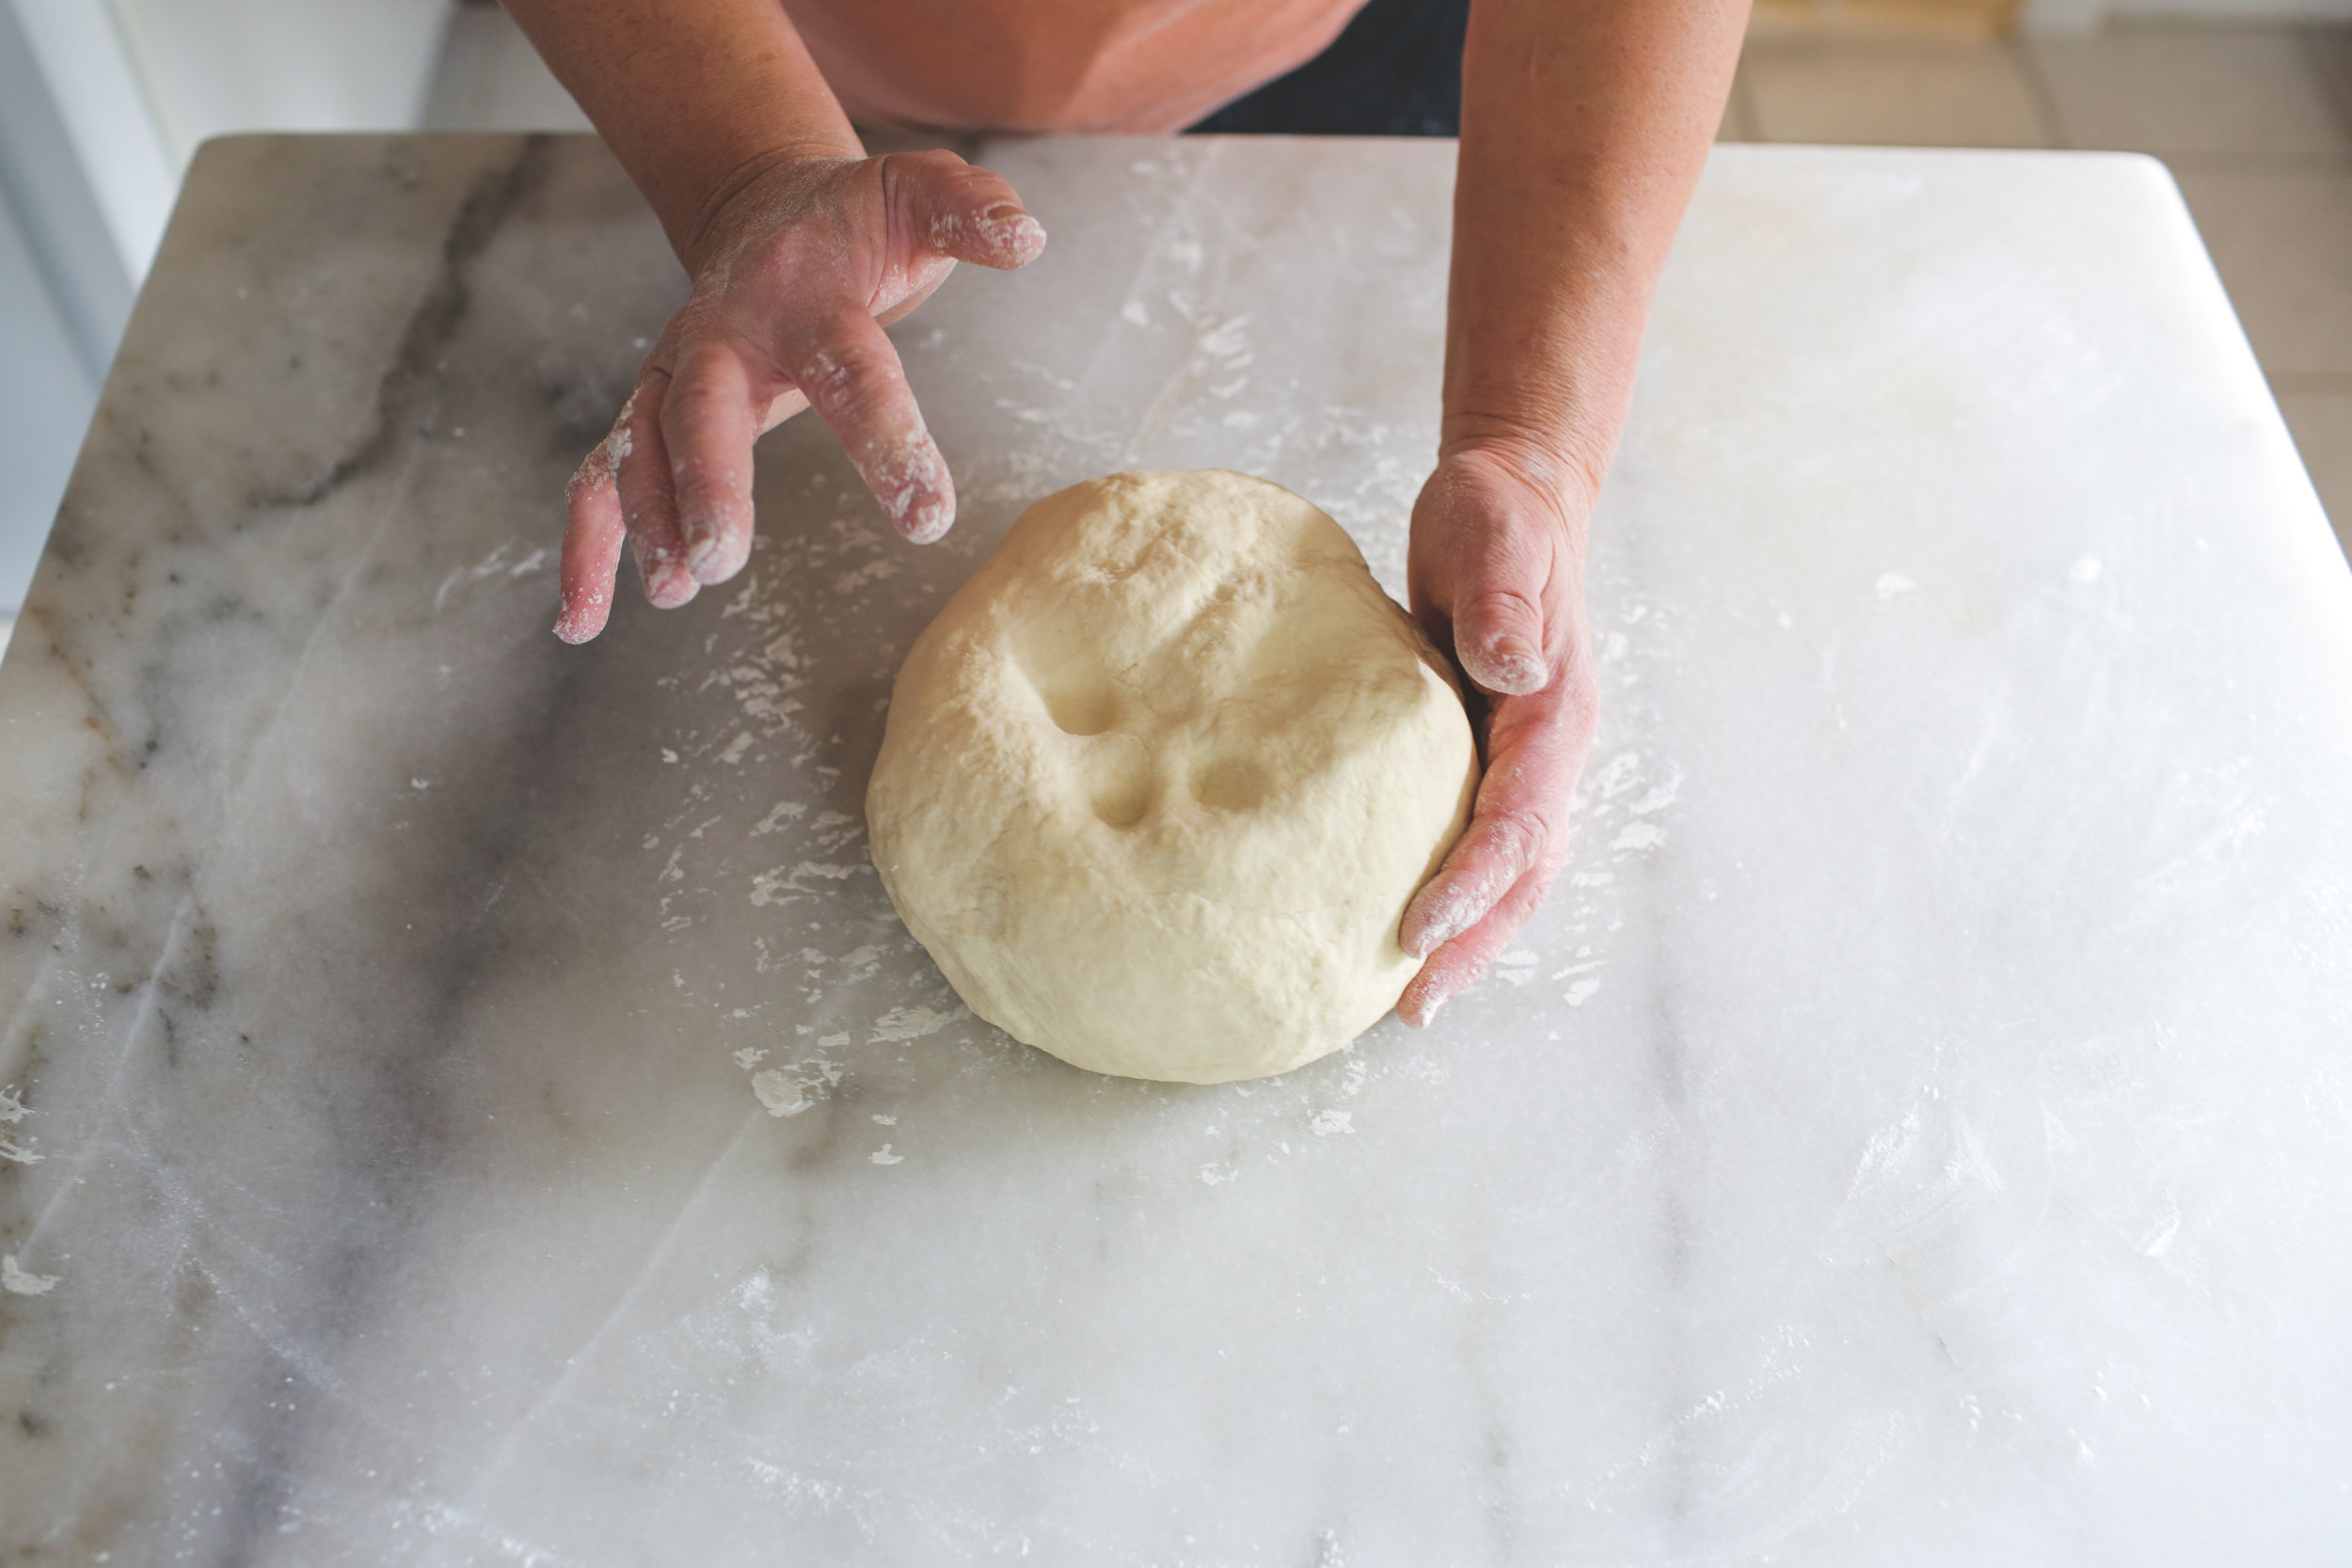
[
  {"xmin": 1397, "ymin": 442, "xmax": 1602, "ymax": 1025},
  {"xmin": 554, "ymin": 149, "xmax": 1047, "ymax": 642}
]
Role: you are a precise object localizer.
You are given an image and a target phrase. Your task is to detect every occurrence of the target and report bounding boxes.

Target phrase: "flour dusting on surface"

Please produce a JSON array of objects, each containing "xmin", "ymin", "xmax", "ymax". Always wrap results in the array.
[
  {"xmin": 2, "ymin": 1255, "xmax": 58, "ymax": 1295},
  {"xmin": 750, "ymin": 1053, "xmax": 845, "ymax": 1117},
  {"xmin": 869, "ymin": 1005, "xmax": 953, "ymax": 1043}
]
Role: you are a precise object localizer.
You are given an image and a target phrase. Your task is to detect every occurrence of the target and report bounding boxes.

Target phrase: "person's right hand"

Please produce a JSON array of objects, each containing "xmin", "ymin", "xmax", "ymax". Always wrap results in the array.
[{"xmin": 554, "ymin": 150, "xmax": 1047, "ymax": 643}]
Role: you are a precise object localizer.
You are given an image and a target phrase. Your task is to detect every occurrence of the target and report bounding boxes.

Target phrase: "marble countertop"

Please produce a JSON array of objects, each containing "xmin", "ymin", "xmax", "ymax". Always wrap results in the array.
[{"xmin": 3, "ymin": 133, "xmax": 2350, "ymax": 1566}]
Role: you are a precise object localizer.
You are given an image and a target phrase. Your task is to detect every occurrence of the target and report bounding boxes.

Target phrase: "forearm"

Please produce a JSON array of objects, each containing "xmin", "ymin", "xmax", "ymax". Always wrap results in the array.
[
  {"xmin": 1448, "ymin": 0, "xmax": 1747, "ymax": 521},
  {"xmin": 502, "ymin": 0, "xmax": 861, "ymax": 267}
]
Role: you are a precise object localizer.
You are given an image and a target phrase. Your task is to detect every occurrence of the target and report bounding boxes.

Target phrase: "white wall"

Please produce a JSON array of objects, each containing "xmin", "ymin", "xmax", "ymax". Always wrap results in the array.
[
  {"xmin": 0, "ymin": 185, "xmax": 98, "ymax": 624},
  {"xmin": 4, "ymin": 0, "xmax": 175, "ymax": 292},
  {"xmin": 115, "ymin": 0, "xmax": 455, "ymax": 166}
]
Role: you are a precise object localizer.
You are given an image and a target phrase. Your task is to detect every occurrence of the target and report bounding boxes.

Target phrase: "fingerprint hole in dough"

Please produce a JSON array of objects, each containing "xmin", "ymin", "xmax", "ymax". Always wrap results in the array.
[
  {"xmin": 1092, "ymin": 761, "xmax": 1153, "ymax": 828},
  {"xmin": 1045, "ymin": 673, "xmax": 1120, "ymax": 736},
  {"xmin": 1190, "ymin": 754, "xmax": 1271, "ymax": 813}
]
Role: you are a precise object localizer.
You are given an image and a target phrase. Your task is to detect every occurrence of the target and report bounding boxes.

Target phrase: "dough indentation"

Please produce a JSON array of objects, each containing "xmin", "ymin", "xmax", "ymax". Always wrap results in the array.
[
  {"xmin": 1189, "ymin": 753, "xmax": 1271, "ymax": 813},
  {"xmin": 1039, "ymin": 668, "xmax": 1118, "ymax": 736},
  {"xmin": 1089, "ymin": 740, "xmax": 1155, "ymax": 828}
]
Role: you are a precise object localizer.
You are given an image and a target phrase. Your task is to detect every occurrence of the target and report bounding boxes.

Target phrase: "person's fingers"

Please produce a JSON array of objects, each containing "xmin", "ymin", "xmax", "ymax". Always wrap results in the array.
[
  {"xmin": 1400, "ymin": 791, "xmax": 1551, "ymax": 961},
  {"xmin": 661, "ymin": 341, "xmax": 765, "ymax": 585},
  {"xmin": 1397, "ymin": 664, "xmax": 1597, "ymax": 1016},
  {"xmin": 1397, "ymin": 861, "xmax": 1553, "ymax": 1028},
  {"xmin": 1394, "ymin": 444, "xmax": 1603, "ymax": 1021},
  {"xmin": 613, "ymin": 372, "xmax": 699, "ymax": 609},
  {"xmin": 888, "ymin": 150, "xmax": 1047, "ymax": 271},
  {"xmin": 785, "ymin": 308, "xmax": 955, "ymax": 544},
  {"xmin": 553, "ymin": 398, "xmax": 633, "ymax": 643}
]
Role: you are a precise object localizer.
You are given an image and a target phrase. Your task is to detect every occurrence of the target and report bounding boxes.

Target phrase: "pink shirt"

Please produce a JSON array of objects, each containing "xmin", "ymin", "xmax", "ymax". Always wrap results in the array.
[{"xmin": 783, "ymin": 0, "xmax": 1370, "ymax": 134}]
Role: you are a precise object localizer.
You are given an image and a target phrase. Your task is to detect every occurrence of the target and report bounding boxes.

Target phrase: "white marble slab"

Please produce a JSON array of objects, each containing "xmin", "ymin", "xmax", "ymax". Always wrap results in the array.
[{"xmin": 2, "ymin": 134, "xmax": 2349, "ymax": 1566}]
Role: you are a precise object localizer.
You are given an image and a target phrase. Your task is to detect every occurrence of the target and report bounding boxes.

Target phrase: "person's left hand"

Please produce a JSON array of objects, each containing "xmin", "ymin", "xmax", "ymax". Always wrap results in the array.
[
  {"xmin": 1396, "ymin": 440, "xmax": 1602, "ymax": 1025},
  {"xmin": 551, "ymin": 148, "xmax": 1046, "ymax": 643}
]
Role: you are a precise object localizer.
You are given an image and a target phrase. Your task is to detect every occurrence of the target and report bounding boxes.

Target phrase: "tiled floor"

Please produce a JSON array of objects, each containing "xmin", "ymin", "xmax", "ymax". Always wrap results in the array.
[{"xmin": 433, "ymin": 12, "xmax": 2352, "ymax": 559}]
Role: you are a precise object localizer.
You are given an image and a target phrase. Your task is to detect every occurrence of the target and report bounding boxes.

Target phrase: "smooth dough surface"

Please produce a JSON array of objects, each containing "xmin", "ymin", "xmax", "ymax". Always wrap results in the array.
[{"xmin": 866, "ymin": 470, "xmax": 1477, "ymax": 1084}]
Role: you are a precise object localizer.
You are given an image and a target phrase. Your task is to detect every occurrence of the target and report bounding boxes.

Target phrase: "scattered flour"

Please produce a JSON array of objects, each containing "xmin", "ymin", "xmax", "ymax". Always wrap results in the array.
[
  {"xmin": 750, "ymin": 1053, "xmax": 845, "ymax": 1117},
  {"xmin": 869, "ymin": 1006, "xmax": 952, "ymax": 1043},
  {"xmin": 2, "ymin": 1255, "xmax": 57, "ymax": 1295}
]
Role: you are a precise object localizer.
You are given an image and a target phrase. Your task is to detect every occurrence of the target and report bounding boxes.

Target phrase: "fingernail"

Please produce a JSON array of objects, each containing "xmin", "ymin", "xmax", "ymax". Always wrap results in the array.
[
  {"xmin": 651, "ymin": 566, "xmax": 697, "ymax": 610},
  {"xmin": 977, "ymin": 206, "xmax": 1045, "ymax": 261},
  {"xmin": 683, "ymin": 522, "xmax": 730, "ymax": 583},
  {"xmin": 1412, "ymin": 988, "xmax": 1450, "ymax": 1027},
  {"xmin": 634, "ymin": 538, "xmax": 696, "ymax": 609},
  {"xmin": 1494, "ymin": 633, "xmax": 1540, "ymax": 666},
  {"xmin": 1482, "ymin": 636, "xmax": 1546, "ymax": 693}
]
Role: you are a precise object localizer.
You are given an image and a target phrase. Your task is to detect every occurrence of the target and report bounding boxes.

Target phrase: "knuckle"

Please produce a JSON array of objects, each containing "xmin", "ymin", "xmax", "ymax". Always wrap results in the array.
[
  {"xmin": 1464, "ymin": 586, "xmax": 1544, "ymax": 634},
  {"xmin": 883, "ymin": 147, "xmax": 966, "ymax": 179},
  {"xmin": 799, "ymin": 338, "xmax": 902, "ymax": 414},
  {"xmin": 1477, "ymin": 810, "xmax": 1548, "ymax": 877},
  {"xmin": 661, "ymin": 378, "xmax": 741, "ymax": 433},
  {"xmin": 1563, "ymin": 670, "xmax": 1602, "ymax": 734}
]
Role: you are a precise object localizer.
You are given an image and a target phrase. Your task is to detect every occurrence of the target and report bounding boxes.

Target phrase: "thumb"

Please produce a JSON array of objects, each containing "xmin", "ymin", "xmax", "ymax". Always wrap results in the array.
[
  {"xmin": 1452, "ymin": 587, "xmax": 1549, "ymax": 697},
  {"xmin": 890, "ymin": 150, "xmax": 1047, "ymax": 270},
  {"xmin": 1409, "ymin": 445, "xmax": 1573, "ymax": 699}
]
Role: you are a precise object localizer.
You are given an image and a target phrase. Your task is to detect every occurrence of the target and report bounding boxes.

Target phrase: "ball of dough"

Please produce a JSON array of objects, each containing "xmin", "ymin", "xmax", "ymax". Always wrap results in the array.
[{"xmin": 866, "ymin": 470, "xmax": 1477, "ymax": 1084}]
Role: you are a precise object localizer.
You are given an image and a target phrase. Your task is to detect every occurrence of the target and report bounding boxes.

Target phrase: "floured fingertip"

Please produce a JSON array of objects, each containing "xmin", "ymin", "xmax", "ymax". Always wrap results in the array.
[
  {"xmin": 1463, "ymin": 640, "xmax": 1548, "ymax": 697},
  {"xmin": 860, "ymin": 435, "xmax": 957, "ymax": 546},
  {"xmin": 552, "ymin": 582, "xmax": 609, "ymax": 644},
  {"xmin": 648, "ymin": 570, "xmax": 699, "ymax": 610},
  {"xmin": 898, "ymin": 495, "xmax": 954, "ymax": 544},
  {"xmin": 1402, "ymin": 862, "xmax": 1507, "ymax": 958},
  {"xmin": 929, "ymin": 203, "xmax": 1046, "ymax": 269},
  {"xmin": 980, "ymin": 207, "xmax": 1047, "ymax": 266},
  {"xmin": 683, "ymin": 522, "xmax": 751, "ymax": 584},
  {"xmin": 632, "ymin": 537, "xmax": 698, "ymax": 610}
]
